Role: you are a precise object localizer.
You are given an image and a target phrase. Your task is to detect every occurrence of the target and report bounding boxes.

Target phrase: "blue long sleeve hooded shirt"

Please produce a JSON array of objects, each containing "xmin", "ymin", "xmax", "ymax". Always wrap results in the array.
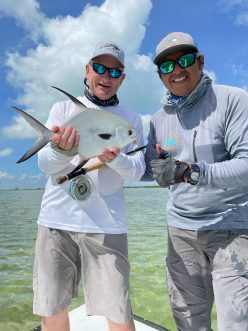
[{"xmin": 144, "ymin": 74, "xmax": 248, "ymax": 230}]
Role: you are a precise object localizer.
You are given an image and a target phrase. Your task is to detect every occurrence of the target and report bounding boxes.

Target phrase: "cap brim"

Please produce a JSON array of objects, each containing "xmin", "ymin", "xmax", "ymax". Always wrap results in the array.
[{"xmin": 153, "ymin": 44, "xmax": 198, "ymax": 65}]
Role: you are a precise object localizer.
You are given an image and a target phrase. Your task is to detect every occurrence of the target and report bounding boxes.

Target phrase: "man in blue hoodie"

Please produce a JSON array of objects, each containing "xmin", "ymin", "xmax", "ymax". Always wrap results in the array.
[{"xmin": 144, "ymin": 32, "xmax": 248, "ymax": 331}]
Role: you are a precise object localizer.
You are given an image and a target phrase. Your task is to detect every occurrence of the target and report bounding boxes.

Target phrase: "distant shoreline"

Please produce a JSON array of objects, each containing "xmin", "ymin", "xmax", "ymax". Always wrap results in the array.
[{"xmin": 0, "ymin": 186, "xmax": 161, "ymax": 191}]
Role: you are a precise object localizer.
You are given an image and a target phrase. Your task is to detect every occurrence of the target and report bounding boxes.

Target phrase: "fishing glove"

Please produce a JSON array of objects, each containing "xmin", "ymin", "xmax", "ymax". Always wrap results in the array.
[{"xmin": 150, "ymin": 150, "xmax": 189, "ymax": 188}]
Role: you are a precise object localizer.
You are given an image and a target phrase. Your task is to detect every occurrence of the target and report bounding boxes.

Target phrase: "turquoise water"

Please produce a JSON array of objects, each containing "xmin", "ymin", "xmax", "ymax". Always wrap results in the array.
[{"xmin": 0, "ymin": 188, "xmax": 216, "ymax": 331}]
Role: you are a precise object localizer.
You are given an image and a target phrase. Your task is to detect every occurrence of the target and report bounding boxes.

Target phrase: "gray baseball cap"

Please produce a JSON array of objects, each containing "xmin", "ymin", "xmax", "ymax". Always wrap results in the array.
[
  {"xmin": 89, "ymin": 41, "xmax": 125, "ymax": 67},
  {"xmin": 153, "ymin": 32, "xmax": 198, "ymax": 65}
]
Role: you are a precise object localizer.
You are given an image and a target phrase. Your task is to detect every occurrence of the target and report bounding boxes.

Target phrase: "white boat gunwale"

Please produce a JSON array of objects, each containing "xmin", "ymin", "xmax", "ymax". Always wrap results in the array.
[{"xmin": 31, "ymin": 304, "xmax": 170, "ymax": 331}]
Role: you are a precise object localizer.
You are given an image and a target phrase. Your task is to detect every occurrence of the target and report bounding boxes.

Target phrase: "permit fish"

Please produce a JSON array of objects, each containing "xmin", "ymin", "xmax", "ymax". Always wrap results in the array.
[{"xmin": 14, "ymin": 86, "xmax": 136, "ymax": 163}]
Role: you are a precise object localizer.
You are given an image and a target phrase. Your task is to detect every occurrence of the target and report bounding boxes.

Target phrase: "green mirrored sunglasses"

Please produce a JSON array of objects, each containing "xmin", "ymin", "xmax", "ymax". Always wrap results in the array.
[{"xmin": 159, "ymin": 53, "xmax": 200, "ymax": 75}]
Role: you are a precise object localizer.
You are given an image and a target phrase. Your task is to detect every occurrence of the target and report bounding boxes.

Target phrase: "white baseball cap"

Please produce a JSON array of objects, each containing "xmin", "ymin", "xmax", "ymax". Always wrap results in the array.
[{"xmin": 89, "ymin": 41, "xmax": 125, "ymax": 67}]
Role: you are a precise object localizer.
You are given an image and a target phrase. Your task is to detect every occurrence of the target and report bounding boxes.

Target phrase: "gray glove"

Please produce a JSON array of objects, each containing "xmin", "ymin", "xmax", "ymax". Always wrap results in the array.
[{"xmin": 150, "ymin": 150, "xmax": 189, "ymax": 187}]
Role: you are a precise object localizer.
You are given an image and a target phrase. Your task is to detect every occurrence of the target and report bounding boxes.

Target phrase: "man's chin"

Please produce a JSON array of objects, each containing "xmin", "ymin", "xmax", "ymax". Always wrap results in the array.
[{"xmin": 95, "ymin": 92, "xmax": 113, "ymax": 100}]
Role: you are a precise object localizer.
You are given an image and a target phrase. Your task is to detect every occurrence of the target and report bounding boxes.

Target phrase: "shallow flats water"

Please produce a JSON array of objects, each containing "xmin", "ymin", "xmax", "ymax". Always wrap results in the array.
[{"xmin": 0, "ymin": 187, "xmax": 197, "ymax": 331}]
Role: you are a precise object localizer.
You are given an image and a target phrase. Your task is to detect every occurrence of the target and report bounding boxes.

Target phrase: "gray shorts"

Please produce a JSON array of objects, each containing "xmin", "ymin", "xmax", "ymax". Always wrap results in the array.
[
  {"xmin": 33, "ymin": 225, "xmax": 132, "ymax": 323},
  {"xmin": 166, "ymin": 226, "xmax": 248, "ymax": 331}
]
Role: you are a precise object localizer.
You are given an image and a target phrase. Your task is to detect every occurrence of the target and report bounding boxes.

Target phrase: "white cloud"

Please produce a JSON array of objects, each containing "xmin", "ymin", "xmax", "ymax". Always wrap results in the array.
[
  {"xmin": 217, "ymin": 0, "xmax": 248, "ymax": 26},
  {"xmin": 0, "ymin": 148, "xmax": 13, "ymax": 157},
  {"xmin": 119, "ymin": 54, "xmax": 163, "ymax": 113},
  {"xmin": 141, "ymin": 114, "xmax": 152, "ymax": 141},
  {"xmin": 0, "ymin": 171, "xmax": 44, "ymax": 188},
  {"xmin": 236, "ymin": 11, "xmax": 248, "ymax": 24},
  {"xmin": 20, "ymin": 173, "xmax": 44, "ymax": 181},
  {"xmin": 217, "ymin": 0, "xmax": 248, "ymax": 11},
  {"xmin": 0, "ymin": 171, "xmax": 14, "ymax": 179},
  {"xmin": 229, "ymin": 63, "xmax": 248, "ymax": 81},
  {"xmin": 2, "ymin": 111, "xmax": 37, "ymax": 139},
  {"xmin": 2, "ymin": 0, "xmax": 164, "ymax": 141},
  {"xmin": 204, "ymin": 70, "xmax": 217, "ymax": 83},
  {"xmin": 0, "ymin": 0, "xmax": 46, "ymax": 41}
]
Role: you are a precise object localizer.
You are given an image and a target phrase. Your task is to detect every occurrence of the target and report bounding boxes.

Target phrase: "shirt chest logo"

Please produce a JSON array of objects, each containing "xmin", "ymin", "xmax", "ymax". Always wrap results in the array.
[{"xmin": 164, "ymin": 134, "xmax": 178, "ymax": 151}]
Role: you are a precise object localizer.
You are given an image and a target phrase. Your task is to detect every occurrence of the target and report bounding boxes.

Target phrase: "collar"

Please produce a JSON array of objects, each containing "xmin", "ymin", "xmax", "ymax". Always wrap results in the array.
[
  {"xmin": 162, "ymin": 73, "xmax": 212, "ymax": 110},
  {"xmin": 84, "ymin": 78, "xmax": 119, "ymax": 107}
]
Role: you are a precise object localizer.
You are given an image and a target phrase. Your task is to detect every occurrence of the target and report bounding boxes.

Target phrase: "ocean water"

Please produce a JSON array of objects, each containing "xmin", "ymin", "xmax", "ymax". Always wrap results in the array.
[{"xmin": 0, "ymin": 188, "xmax": 216, "ymax": 331}]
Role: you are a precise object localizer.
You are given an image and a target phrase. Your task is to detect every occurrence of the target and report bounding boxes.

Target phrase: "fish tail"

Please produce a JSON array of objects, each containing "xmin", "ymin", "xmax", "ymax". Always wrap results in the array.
[{"xmin": 13, "ymin": 106, "xmax": 52, "ymax": 163}]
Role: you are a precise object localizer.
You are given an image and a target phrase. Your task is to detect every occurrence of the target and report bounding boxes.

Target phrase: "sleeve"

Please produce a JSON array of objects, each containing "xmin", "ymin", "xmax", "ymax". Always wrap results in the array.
[
  {"xmin": 141, "ymin": 120, "xmax": 158, "ymax": 182},
  {"xmin": 107, "ymin": 114, "xmax": 146, "ymax": 181},
  {"xmin": 38, "ymin": 102, "xmax": 76, "ymax": 175},
  {"xmin": 198, "ymin": 89, "xmax": 248, "ymax": 188}
]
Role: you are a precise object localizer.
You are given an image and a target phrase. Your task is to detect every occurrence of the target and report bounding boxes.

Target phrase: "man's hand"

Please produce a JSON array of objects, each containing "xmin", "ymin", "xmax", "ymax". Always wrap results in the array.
[
  {"xmin": 150, "ymin": 144, "xmax": 189, "ymax": 187},
  {"xmin": 50, "ymin": 125, "xmax": 80, "ymax": 157},
  {"xmin": 51, "ymin": 125, "xmax": 80, "ymax": 151},
  {"xmin": 97, "ymin": 147, "xmax": 120, "ymax": 163}
]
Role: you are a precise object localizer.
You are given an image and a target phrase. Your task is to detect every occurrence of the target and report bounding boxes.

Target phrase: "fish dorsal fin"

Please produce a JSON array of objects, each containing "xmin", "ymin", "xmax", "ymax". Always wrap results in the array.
[{"xmin": 51, "ymin": 86, "xmax": 87, "ymax": 109}]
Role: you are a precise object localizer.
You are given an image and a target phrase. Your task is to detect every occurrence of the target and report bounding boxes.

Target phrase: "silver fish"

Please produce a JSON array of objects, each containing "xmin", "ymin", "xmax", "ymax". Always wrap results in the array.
[{"xmin": 14, "ymin": 86, "xmax": 136, "ymax": 163}]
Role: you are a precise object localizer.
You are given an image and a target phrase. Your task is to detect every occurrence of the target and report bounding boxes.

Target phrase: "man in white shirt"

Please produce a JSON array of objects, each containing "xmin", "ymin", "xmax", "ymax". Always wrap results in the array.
[{"xmin": 33, "ymin": 41, "xmax": 145, "ymax": 331}]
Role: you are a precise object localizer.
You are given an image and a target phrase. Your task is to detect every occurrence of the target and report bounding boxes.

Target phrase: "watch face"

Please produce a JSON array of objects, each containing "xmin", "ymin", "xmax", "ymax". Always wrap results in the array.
[
  {"xmin": 189, "ymin": 164, "xmax": 200, "ymax": 185},
  {"xmin": 190, "ymin": 172, "xmax": 199, "ymax": 182}
]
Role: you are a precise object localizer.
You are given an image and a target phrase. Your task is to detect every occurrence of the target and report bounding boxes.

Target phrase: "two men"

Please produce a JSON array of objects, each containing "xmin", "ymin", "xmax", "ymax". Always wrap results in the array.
[
  {"xmin": 34, "ymin": 42, "xmax": 145, "ymax": 331},
  {"xmin": 34, "ymin": 33, "xmax": 248, "ymax": 331},
  {"xmin": 144, "ymin": 32, "xmax": 248, "ymax": 331}
]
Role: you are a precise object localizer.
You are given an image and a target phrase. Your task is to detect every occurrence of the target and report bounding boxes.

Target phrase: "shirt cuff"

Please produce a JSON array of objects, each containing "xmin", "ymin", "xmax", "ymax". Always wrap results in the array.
[{"xmin": 51, "ymin": 143, "xmax": 78, "ymax": 157}]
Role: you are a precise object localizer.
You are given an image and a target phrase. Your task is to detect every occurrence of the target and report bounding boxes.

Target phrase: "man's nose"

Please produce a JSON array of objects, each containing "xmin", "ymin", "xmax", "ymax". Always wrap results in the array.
[
  {"xmin": 101, "ymin": 70, "xmax": 111, "ymax": 78},
  {"xmin": 173, "ymin": 62, "xmax": 183, "ymax": 72}
]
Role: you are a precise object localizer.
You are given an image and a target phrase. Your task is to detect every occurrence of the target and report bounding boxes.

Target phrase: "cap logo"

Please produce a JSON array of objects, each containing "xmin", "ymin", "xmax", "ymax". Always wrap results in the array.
[
  {"xmin": 100, "ymin": 43, "xmax": 120, "ymax": 54},
  {"xmin": 168, "ymin": 37, "xmax": 178, "ymax": 45}
]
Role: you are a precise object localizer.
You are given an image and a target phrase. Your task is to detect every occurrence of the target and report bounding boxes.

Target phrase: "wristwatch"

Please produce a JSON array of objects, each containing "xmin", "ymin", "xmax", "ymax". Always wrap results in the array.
[{"xmin": 184, "ymin": 164, "xmax": 200, "ymax": 185}]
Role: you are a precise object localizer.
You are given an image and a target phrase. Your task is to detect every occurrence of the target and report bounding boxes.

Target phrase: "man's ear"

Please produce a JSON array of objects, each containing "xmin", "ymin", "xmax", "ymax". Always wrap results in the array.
[
  {"xmin": 119, "ymin": 72, "xmax": 126, "ymax": 85},
  {"xmin": 198, "ymin": 54, "xmax": 205, "ymax": 70},
  {"xmin": 85, "ymin": 63, "xmax": 90, "ymax": 79}
]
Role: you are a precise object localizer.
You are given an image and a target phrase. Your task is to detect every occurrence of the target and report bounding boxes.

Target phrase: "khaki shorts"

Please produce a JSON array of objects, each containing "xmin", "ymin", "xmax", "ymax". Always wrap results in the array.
[{"xmin": 33, "ymin": 225, "xmax": 132, "ymax": 323}]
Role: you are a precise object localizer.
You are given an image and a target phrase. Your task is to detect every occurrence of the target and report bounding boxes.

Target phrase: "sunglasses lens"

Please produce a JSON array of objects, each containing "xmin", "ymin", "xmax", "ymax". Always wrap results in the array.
[
  {"xmin": 109, "ymin": 68, "xmax": 122, "ymax": 78},
  {"xmin": 159, "ymin": 61, "xmax": 174, "ymax": 74},
  {"xmin": 178, "ymin": 53, "xmax": 195, "ymax": 68},
  {"xmin": 92, "ymin": 63, "xmax": 106, "ymax": 74},
  {"xmin": 159, "ymin": 53, "xmax": 198, "ymax": 74},
  {"xmin": 92, "ymin": 63, "xmax": 122, "ymax": 78}
]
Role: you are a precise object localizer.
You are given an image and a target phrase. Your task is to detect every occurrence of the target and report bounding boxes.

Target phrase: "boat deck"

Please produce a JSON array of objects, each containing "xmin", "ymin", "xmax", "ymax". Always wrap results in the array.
[{"xmin": 31, "ymin": 305, "xmax": 170, "ymax": 331}]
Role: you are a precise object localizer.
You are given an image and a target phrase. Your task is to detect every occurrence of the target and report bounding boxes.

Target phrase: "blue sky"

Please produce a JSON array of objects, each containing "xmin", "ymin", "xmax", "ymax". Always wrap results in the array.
[{"xmin": 0, "ymin": 0, "xmax": 248, "ymax": 189}]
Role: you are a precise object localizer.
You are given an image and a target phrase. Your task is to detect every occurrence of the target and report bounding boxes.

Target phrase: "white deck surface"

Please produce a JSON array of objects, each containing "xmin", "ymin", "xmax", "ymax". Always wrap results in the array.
[{"xmin": 69, "ymin": 305, "xmax": 167, "ymax": 331}]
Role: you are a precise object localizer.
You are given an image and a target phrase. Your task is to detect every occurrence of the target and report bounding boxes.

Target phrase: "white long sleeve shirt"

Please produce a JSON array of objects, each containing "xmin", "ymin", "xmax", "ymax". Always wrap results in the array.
[{"xmin": 37, "ymin": 95, "xmax": 145, "ymax": 233}]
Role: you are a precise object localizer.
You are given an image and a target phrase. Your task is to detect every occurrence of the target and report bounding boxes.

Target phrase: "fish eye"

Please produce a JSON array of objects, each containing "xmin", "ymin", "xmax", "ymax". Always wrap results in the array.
[
  {"xmin": 98, "ymin": 133, "xmax": 112, "ymax": 140},
  {"xmin": 128, "ymin": 130, "xmax": 132, "ymax": 136}
]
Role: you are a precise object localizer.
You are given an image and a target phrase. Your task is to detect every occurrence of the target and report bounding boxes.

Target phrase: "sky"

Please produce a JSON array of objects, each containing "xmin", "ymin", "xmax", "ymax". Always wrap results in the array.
[{"xmin": 0, "ymin": 0, "xmax": 248, "ymax": 189}]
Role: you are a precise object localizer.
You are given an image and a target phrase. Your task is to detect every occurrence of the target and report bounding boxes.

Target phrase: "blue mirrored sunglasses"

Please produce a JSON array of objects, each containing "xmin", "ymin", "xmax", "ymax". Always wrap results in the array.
[
  {"xmin": 159, "ymin": 53, "xmax": 200, "ymax": 75},
  {"xmin": 90, "ymin": 63, "xmax": 123, "ymax": 78}
]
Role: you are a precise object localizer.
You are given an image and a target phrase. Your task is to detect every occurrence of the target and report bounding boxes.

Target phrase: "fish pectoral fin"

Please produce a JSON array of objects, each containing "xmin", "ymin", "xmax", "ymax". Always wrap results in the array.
[{"xmin": 98, "ymin": 133, "xmax": 112, "ymax": 140}]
